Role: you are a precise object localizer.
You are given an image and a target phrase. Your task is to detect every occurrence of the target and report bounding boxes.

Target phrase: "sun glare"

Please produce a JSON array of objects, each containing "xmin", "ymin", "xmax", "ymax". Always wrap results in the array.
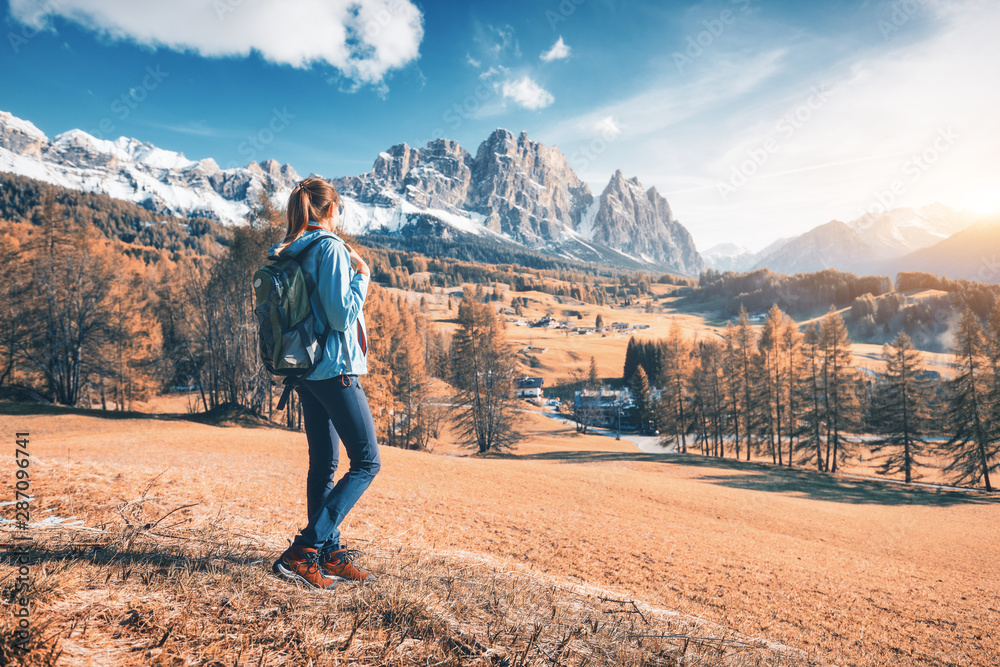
[{"xmin": 959, "ymin": 190, "xmax": 1000, "ymax": 216}]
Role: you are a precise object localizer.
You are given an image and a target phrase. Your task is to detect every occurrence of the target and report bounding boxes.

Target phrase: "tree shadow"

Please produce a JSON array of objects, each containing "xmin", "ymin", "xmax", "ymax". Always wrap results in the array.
[
  {"xmin": 0, "ymin": 400, "xmax": 288, "ymax": 430},
  {"xmin": 516, "ymin": 449, "xmax": 999, "ymax": 506},
  {"xmin": 0, "ymin": 540, "xmax": 269, "ymax": 575}
]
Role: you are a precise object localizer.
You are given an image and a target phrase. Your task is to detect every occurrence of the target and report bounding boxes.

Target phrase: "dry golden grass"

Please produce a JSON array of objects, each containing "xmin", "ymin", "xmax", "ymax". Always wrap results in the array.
[{"xmin": 2, "ymin": 405, "xmax": 998, "ymax": 666}]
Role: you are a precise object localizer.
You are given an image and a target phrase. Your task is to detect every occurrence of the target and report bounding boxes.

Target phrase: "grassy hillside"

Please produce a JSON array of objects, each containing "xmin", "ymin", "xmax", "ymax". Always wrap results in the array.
[{"xmin": 1, "ymin": 406, "xmax": 996, "ymax": 666}]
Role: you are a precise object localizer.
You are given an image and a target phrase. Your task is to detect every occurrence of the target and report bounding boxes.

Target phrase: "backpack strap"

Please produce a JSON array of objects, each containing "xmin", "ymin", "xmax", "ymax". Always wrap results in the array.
[
  {"xmin": 293, "ymin": 234, "xmax": 338, "ymax": 344},
  {"xmin": 276, "ymin": 377, "xmax": 297, "ymax": 411}
]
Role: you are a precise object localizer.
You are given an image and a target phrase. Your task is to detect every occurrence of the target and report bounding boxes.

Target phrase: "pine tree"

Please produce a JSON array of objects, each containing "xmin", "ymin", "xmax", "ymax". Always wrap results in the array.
[
  {"xmin": 595, "ymin": 313, "xmax": 604, "ymax": 331},
  {"xmin": 944, "ymin": 309, "xmax": 998, "ymax": 491},
  {"xmin": 587, "ymin": 356, "xmax": 599, "ymax": 388},
  {"xmin": 623, "ymin": 337, "xmax": 640, "ymax": 384},
  {"xmin": 630, "ymin": 365, "xmax": 653, "ymax": 435},
  {"xmin": 797, "ymin": 323, "xmax": 827, "ymax": 471},
  {"xmin": 870, "ymin": 333, "xmax": 934, "ymax": 483}
]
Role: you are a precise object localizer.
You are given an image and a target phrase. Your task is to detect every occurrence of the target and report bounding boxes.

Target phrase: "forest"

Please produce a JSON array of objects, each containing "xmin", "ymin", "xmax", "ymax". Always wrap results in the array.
[
  {"xmin": 685, "ymin": 266, "xmax": 1000, "ymax": 352},
  {"xmin": 621, "ymin": 304, "xmax": 1000, "ymax": 491}
]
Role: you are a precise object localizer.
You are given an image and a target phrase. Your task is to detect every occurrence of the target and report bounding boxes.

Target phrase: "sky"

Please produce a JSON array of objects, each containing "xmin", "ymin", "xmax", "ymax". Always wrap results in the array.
[{"xmin": 1, "ymin": 0, "xmax": 998, "ymax": 252}]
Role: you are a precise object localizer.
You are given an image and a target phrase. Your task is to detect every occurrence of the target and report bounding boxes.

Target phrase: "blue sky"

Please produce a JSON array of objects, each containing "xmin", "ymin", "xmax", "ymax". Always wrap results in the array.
[{"xmin": 2, "ymin": 0, "xmax": 998, "ymax": 250}]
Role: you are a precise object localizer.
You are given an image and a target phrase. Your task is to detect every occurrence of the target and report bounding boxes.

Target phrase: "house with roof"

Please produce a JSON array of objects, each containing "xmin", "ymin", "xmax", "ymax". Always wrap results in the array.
[{"xmin": 516, "ymin": 377, "xmax": 544, "ymax": 399}]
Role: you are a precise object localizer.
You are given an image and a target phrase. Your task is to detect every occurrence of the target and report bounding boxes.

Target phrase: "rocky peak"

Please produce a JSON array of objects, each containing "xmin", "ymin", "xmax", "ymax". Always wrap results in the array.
[
  {"xmin": 589, "ymin": 172, "xmax": 704, "ymax": 275},
  {"xmin": 0, "ymin": 111, "xmax": 47, "ymax": 159},
  {"xmin": 469, "ymin": 129, "xmax": 592, "ymax": 241}
]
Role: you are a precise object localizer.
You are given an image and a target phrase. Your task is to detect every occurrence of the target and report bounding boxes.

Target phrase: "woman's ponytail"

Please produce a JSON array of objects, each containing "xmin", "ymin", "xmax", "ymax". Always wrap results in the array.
[{"xmin": 276, "ymin": 177, "xmax": 340, "ymax": 254}]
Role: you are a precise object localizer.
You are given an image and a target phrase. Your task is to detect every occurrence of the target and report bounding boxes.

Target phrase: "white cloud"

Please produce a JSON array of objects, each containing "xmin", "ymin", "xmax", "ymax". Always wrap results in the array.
[
  {"xmin": 465, "ymin": 53, "xmax": 481, "ymax": 68},
  {"xmin": 9, "ymin": 0, "xmax": 424, "ymax": 86},
  {"xmin": 540, "ymin": 36, "xmax": 571, "ymax": 62},
  {"xmin": 593, "ymin": 116, "xmax": 621, "ymax": 138},
  {"xmin": 501, "ymin": 76, "xmax": 554, "ymax": 110}
]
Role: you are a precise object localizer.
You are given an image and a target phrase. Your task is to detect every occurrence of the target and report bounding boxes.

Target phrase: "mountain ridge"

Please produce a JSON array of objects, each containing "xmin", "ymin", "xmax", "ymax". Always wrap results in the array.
[{"xmin": 0, "ymin": 109, "xmax": 704, "ymax": 275}]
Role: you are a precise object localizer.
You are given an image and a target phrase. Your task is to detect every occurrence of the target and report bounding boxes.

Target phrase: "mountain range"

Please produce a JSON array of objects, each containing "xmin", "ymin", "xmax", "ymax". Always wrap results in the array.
[
  {"xmin": 702, "ymin": 204, "xmax": 983, "ymax": 277},
  {"xmin": 0, "ymin": 110, "xmax": 704, "ymax": 275},
  {"xmin": 2, "ymin": 108, "xmax": 994, "ymax": 282}
]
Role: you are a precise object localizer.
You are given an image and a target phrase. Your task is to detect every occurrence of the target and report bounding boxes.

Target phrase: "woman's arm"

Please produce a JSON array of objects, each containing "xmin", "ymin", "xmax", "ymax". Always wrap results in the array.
[{"xmin": 316, "ymin": 240, "xmax": 369, "ymax": 332}]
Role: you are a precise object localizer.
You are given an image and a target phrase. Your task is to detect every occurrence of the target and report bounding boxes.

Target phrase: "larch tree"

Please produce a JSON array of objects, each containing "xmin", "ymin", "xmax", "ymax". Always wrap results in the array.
[
  {"xmin": 657, "ymin": 321, "xmax": 692, "ymax": 453},
  {"xmin": 101, "ymin": 254, "xmax": 164, "ymax": 411},
  {"xmin": 361, "ymin": 284, "xmax": 400, "ymax": 443},
  {"xmin": 722, "ymin": 323, "xmax": 744, "ymax": 459},
  {"xmin": 758, "ymin": 305, "xmax": 785, "ymax": 464},
  {"xmin": 870, "ymin": 332, "xmax": 934, "ymax": 484},
  {"xmin": 389, "ymin": 304, "xmax": 432, "ymax": 450},
  {"xmin": 819, "ymin": 307, "xmax": 859, "ymax": 473},
  {"xmin": 780, "ymin": 310, "xmax": 804, "ymax": 466},
  {"xmin": 0, "ymin": 221, "xmax": 32, "ymax": 387},
  {"xmin": 452, "ymin": 291, "xmax": 519, "ymax": 453},
  {"xmin": 23, "ymin": 214, "xmax": 119, "ymax": 406},
  {"xmin": 691, "ymin": 339, "xmax": 726, "ymax": 457},
  {"xmin": 726, "ymin": 309, "xmax": 757, "ymax": 461}
]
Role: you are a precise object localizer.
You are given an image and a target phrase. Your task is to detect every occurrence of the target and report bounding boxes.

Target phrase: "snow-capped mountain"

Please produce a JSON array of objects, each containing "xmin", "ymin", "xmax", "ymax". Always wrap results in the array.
[
  {"xmin": 0, "ymin": 110, "xmax": 299, "ymax": 224},
  {"xmin": 847, "ymin": 204, "xmax": 977, "ymax": 259},
  {"xmin": 744, "ymin": 205, "xmax": 976, "ymax": 275},
  {"xmin": 1, "ymin": 110, "xmax": 704, "ymax": 274},
  {"xmin": 333, "ymin": 129, "xmax": 705, "ymax": 274},
  {"xmin": 702, "ymin": 242, "xmax": 755, "ymax": 272}
]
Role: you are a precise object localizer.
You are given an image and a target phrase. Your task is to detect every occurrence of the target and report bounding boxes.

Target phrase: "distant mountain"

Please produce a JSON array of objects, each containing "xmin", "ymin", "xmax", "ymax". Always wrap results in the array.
[
  {"xmin": 748, "ymin": 205, "xmax": 976, "ymax": 275},
  {"xmin": 752, "ymin": 221, "xmax": 876, "ymax": 274},
  {"xmin": 1, "ymin": 110, "xmax": 705, "ymax": 275},
  {"xmin": 702, "ymin": 242, "xmax": 755, "ymax": 272},
  {"xmin": 333, "ymin": 129, "xmax": 705, "ymax": 275},
  {"xmin": 889, "ymin": 218, "xmax": 1000, "ymax": 283},
  {"xmin": 847, "ymin": 204, "xmax": 977, "ymax": 259},
  {"xmin": 0, "ymin": 110, "xmax": 298, "ymax": 223}
]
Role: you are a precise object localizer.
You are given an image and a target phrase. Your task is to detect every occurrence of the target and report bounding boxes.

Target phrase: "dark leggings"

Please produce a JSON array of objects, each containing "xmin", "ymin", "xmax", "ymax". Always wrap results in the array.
[{"xmin": 292, "ymin": 374, "xmax": 380, "ymax": 550}]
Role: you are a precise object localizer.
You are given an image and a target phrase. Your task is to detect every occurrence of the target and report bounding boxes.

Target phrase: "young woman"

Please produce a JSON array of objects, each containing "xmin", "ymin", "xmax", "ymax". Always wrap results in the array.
[{"xmin": 269, "ymin": 177, "xmax": 380, "ymax": 590}]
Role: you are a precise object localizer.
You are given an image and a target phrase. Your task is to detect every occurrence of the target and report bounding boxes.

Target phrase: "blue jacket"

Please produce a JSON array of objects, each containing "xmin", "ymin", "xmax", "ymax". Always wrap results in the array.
[{"xmin": 268, "ymin": 229, "xmax": 370, "ymax": 379}]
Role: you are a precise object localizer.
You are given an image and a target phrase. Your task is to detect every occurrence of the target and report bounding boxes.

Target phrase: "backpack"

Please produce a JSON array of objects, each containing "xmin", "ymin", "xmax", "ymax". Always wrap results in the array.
[{"xmin": 252, "ymin": 234, "xmax": 332, "ymax": 410}]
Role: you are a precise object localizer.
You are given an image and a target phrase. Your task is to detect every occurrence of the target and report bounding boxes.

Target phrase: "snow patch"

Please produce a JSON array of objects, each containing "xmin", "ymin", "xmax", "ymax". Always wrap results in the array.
[{"xmin": 0, "ymin": 110, "xmax": 47, "ymax": 141}]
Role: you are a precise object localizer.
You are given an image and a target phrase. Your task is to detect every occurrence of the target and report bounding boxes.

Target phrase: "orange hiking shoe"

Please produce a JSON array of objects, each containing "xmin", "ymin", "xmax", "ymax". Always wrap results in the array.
[
  {"xmin": 320, "ymin": 546, "xmax": 371, "ymax": 582},
  {"xmin": 272, "ymin": 546, "xmax": 339, "ymax": 590}
]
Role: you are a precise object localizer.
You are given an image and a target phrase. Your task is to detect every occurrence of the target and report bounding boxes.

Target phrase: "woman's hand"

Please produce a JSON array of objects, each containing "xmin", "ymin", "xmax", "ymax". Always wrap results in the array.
[{"xmin": 344, "ymin": 244, "xmax": 369, "ymax": 275}]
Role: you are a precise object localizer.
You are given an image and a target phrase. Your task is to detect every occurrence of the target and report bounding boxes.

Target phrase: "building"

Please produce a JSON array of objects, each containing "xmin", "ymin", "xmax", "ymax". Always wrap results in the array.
[
  {"xmin": 516, "ymin": 377, "xmax": 544, "ymax": 399},
  {"xmin": 572, "ymin": 388, "xmax": 638, "ymax": 430}
]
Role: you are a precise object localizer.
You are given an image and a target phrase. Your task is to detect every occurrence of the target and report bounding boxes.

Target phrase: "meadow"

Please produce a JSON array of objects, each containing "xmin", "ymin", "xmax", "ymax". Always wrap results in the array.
[{"xmin": 1, "ymin": 398, "xmax": 996, "ymax": 666}]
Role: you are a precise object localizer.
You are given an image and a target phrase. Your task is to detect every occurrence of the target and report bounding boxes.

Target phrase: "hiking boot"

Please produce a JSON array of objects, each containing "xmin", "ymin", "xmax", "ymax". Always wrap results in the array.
[
  {"xmin": 319, "ymin": 546, "xmax": 371, "ymax": 582},
  {"xmin": 272, "ymin": 546, "xmax": 338, "ymax": 590}
]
